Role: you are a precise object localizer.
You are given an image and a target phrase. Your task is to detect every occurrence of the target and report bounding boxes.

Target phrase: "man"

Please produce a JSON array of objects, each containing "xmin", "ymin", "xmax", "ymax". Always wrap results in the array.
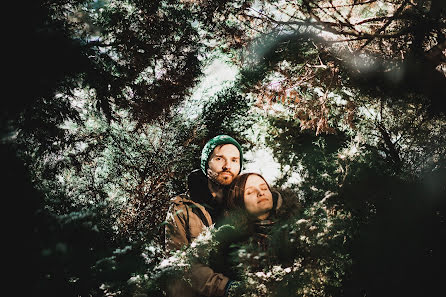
[{"xmin": 164, "ymin": 135, "xmax": 243, "ymax": 297}]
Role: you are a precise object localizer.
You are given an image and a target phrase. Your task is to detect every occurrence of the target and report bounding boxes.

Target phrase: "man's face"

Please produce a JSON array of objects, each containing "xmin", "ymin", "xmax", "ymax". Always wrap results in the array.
[{"xmin": 207, "ymin": 144, "xmax": 241, "ymax": 186}]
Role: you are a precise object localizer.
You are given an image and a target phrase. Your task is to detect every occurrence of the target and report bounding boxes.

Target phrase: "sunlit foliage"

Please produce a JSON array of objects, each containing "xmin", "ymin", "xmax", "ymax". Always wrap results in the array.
[{"xmin": 3, "ymin": 0, "xmax": 445, "ymax": 296}]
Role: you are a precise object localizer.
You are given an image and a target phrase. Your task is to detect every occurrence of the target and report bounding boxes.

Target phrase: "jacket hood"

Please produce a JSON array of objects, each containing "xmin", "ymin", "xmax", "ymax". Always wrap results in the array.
[
  {"xmin": 271, "ymin": 190, "xmax": 283, "ymax": 215},
  {"xmin": 187, "ymin": 169, "xmax": 210, "ymax": 205},
  {"xmin": 187, "ymin": 169, "xmax": 226, "ymax": 222}
]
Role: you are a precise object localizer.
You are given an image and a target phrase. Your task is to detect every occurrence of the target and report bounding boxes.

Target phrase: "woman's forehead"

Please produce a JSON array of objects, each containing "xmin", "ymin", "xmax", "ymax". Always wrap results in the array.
[{"xmin": 245, "ymin": 174, "xmax": 266, "ymax": 187}]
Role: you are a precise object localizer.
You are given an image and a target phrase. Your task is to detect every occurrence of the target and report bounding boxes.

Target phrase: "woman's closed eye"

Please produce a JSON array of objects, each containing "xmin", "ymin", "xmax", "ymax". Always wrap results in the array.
[{"xmin": 245, "ymin": 190, "xmax": 253, "ymax": 195}]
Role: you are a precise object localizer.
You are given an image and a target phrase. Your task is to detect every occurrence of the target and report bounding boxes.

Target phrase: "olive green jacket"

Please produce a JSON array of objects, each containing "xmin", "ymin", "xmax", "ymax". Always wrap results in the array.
[
  {"xmin": 164, "ymin": 193, "xmax": 230, "ymax": 297},
  {"xmin": 165, "ymin": 194, "xmax": 212, "ymax": 250}
]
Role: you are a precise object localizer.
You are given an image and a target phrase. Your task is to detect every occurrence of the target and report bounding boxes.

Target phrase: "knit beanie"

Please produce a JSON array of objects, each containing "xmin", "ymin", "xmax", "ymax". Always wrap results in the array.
[{"xmin": 200, "ymin": 135, "xmax": 243, "ymax": 175}]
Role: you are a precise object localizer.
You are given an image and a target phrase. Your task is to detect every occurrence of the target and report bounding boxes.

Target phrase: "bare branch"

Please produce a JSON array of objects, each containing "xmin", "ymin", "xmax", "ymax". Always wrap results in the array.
[{"xmin": 358, "ymin": 0, "xmax": 411, "ymax": 50}]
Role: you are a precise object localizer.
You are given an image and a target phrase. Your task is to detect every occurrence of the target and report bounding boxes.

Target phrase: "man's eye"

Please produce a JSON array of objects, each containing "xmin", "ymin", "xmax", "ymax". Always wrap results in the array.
[
  {"xmin": 232, "ymin": 159, "xmax": 239, "ymax": 163},
  {"xmin": 215, "ymin": 157, "xmax": 221, "ymax": 161},
  {"xmin": 246, "ymin": 191, "xmax": 253, "ymax": 195}
]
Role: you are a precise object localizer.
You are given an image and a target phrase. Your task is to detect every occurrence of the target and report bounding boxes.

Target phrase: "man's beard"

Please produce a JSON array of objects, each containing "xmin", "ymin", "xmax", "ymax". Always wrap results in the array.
[{"xmin": 209, "ymin": 171, "xmax": 234, "ymax": 186}]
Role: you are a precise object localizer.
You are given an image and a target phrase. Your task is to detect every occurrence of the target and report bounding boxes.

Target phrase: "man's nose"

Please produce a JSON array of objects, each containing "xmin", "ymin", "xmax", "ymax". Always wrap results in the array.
[{"xmin": 222, "ymin": 159, "xmax": 231, "ymax": 170}]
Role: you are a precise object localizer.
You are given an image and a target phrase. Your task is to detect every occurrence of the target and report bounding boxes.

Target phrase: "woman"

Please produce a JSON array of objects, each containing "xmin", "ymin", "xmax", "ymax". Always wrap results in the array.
[
  {"xmin": 223, "ymin": 173, "xmax": 283, "ymax": 247},
  {"xmin": 204, "ymin": 172, "xmax": 303, "ymax": 296},
  {"xmin": 209, "ymin": 173, "xmax": 295, "ymax": 291},
  {"xmin": 227, "ymin": 173, "xmax": 278, "ymax": 218}
]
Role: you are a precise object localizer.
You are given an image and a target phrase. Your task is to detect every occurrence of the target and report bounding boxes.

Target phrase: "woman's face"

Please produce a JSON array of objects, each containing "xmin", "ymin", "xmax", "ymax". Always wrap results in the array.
[{"xmin": 243, "ymin": 175, "xmax": 273, "ymax": 220}]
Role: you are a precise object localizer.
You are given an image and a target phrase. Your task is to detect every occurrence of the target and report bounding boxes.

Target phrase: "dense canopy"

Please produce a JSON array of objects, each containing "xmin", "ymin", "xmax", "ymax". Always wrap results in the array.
[{"xmin": 3, "ymin": 1, "xmax": 445, "ymax": 296}]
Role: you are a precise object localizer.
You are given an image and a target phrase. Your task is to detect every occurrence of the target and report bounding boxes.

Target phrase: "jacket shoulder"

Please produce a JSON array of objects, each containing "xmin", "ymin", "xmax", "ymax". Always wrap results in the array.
[
  {"xmin": 169, "ymin": 194, "xmax": 188, "ymax": 205},
  {"xmin": 168, "ymin": 194, "xmax": 204, "ymax": 213}
]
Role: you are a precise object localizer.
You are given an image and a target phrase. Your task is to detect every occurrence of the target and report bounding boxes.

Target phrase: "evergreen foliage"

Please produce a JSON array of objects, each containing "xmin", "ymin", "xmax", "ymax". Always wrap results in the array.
[{"xmin": 3, "ymin": 1, "xmax": 445, "ymax": 296}]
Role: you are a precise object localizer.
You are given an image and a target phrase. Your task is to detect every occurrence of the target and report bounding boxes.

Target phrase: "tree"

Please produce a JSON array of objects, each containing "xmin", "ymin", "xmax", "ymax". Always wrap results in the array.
[{"xmin": 4, "ymin": 0, "xmax": 445, "ymax": 296}]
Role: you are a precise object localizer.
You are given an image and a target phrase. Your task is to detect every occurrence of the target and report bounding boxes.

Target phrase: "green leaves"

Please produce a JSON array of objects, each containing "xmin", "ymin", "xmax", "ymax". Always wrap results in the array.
[{"xmin": 5, "ymin": 1, "xmax": 445, "ymax": 296}]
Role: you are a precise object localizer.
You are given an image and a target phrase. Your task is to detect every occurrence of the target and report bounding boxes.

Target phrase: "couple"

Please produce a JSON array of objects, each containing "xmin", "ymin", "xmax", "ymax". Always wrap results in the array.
[{"xmin": 164, "ymin": 135, "xmax": 285, "ymax": 297}]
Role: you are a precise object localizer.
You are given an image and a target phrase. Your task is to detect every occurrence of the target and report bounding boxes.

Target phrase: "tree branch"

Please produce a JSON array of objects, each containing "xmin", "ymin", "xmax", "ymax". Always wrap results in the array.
[{"xmin": 359, "ymin": 0, "xmax": 411, "ymax": 50}]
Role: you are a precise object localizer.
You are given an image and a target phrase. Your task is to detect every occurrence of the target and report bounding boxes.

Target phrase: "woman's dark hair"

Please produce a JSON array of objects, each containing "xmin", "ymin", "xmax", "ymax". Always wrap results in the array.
[{"xmin": 226, "ymin": 173, "xmax": 271, "ymax": 213}]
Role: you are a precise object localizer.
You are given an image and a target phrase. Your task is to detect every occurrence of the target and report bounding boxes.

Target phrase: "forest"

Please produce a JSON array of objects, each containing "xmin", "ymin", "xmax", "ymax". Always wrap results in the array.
[{"xmin": 2, "ymin": 0, "xmax": 445, "ymax": 296}]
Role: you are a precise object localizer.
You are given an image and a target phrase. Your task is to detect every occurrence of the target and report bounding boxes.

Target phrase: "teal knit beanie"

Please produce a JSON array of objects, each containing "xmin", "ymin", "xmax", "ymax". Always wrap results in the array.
[{"xmin": 200, "ymin": 135, "xmax": 243, "ymax": 175}]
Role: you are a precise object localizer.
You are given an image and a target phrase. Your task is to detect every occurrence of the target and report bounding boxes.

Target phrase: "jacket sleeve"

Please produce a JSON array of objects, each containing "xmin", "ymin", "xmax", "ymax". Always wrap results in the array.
[
  {"xmin": 164, "ymin": 201, "xmax": 231, "ymax": 296},
  {"xmin": 190, "ymin": 263, "xmax": 230, "ymax": 297},
  {"xmin": 165, "ymin": 203, "xmax": 189, "ymax": 251}
]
